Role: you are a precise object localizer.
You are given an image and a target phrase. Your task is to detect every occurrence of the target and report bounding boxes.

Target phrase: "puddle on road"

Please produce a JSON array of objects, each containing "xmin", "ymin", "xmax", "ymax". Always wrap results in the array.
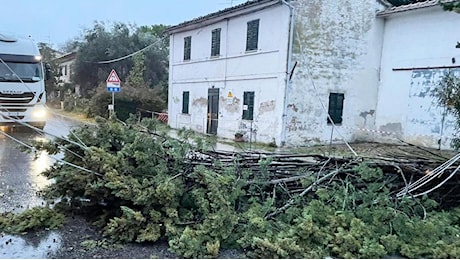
[
  {"xmin": 0, "ymin": 232, "xmax": 61, "ymax": 258},
  {"xmin": 0, "ymin": 146, "xmax": 59, "ymax": 213},
  {"xmin": 1, "ymin": 133, "xmax": 64, "ymax": 258}
]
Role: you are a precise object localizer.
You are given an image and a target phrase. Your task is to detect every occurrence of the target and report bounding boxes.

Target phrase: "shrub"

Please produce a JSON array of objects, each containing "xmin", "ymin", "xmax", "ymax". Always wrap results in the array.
[{"xmin": 29, "ymin": 119, "xmax": 460, "ymax": 258}]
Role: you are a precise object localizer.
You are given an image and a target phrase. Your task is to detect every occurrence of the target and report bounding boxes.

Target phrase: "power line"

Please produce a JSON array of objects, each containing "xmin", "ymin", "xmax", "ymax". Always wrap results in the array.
[
  {"xmin": 0, "ymin": 128, "xmax": 102, "ymax": 176},
  {"xmin": 0, "ymin": 111, "xmax": 90, "ymax": 150},
  {"xmin": 90, "ymin": 35, "xmax": 168, "ymax": 64}
]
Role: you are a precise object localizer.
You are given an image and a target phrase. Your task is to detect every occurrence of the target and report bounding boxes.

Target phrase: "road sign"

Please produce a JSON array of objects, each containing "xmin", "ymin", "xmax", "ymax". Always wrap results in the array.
[
  {"xmin": 106, "ymin": 69, "xmax": 121, "ymax": 93},
  {"xmin": 107, "ymin": 85, "xmax": 120, "ymax": 92},
  {"xmin": 106, "ymin": 69, "xmax": 121, "ymax": 116},
  {"xmin": 106, "ymin": 69, "xmax": 121, "ymax": 83}
]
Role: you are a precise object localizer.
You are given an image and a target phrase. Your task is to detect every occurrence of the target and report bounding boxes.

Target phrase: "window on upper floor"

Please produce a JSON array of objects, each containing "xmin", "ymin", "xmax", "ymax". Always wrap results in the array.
[
  {"xmin": 211, "ymin": 28, "xmax": 221, "ymax": 57},
  {"xmin": 327, "ymin": 93, "xmax": 344, "ymax": 125},
  {"xmin": 246, "ymin": 19, "xmax": 259, "ymax": 52},
  {"xmin": 242, "ymin": 91, "xmax": 255, "ymax": 120},
  {"xmin": 184, "ymin": 36, "xmax": 192, "ymax": 61},
  {"xmin": 182, "ymin": 91, "xmax": 190, "ymax": 114}
]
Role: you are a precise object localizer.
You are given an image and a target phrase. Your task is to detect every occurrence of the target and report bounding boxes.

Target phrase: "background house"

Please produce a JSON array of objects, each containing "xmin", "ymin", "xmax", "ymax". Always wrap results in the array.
[
  {"xmin": 376, "ymin": 0, "xmax": 460, "ymax": 149},
  {"xmin": 54, "ymin": 51, "xmax": 76, "ymax": 86},
  {"xmin": 167, "ymin": 0, "xmax": 460, "ymax": 149},
  {"xmin": 52, "ymin": 50, "xmax": 81, "ymax": 110}
]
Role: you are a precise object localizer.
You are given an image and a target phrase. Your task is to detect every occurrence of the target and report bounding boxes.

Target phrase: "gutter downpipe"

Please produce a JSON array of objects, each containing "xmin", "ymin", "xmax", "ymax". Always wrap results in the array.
[
  {"xmin": 168, "ymin": 33, "xmax": 174, "ymax": 128},
  {"xmin": 280, "ymin": 0, "xmax": 294, "ymax": 147}
]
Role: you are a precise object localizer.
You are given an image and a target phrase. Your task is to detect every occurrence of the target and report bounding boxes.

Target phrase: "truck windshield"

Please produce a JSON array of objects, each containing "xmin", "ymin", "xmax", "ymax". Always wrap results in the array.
[{"xmin": 0, "ymin": 62, "xmax": 42, "ymax": 82}]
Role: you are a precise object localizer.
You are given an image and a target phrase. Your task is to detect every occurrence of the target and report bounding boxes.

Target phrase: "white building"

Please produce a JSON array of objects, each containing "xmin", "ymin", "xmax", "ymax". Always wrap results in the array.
[
  {"xmin": 167, "ymin": 0, "xmax": 460, "ymax": 149},
  {"xmin": 54, "ymin": 51, "xmax": 76, "ymax": 85},
  {"xmin": 376, "ymin": 1, "xmax": 460, "ymax": 149}
]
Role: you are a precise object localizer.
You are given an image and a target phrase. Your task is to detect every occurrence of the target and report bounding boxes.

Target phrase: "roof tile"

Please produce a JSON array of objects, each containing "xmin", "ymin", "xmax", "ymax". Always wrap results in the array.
[
  {"xmin": 377, "ymin": 0, "xmax": 455, "ymax": 16},
  {"xmin": 166, "ymin": 0, "xmax": 275, "ymax": 32}
]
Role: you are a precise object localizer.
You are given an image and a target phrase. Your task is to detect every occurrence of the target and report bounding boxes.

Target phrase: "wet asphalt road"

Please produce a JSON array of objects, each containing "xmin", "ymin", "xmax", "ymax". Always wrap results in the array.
[
  {"xmin": 0, "ymin": 115, "xmax": 79, "ymax": 213},
  {"xmin": 0, "ymin": 114, "xmax": 80, "ymax": 258}
]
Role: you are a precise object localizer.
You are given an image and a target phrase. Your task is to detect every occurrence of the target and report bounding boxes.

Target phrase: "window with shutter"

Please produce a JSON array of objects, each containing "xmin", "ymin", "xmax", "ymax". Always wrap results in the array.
[
  {"xmin": 242, "ymin": 91, "xmax": 255, "ymax": 120},
  {"xmin": 246, "ymin": 19, "xmax": 259, "ymax": 51},
  {"xmin": 182, "ymin": 91, "xmax": 190, "ymax": 114},
  {"xmin": 184, "ymin": 36, "xmax": 191, "ymax": 61},
  {"xmin": 211, "ymin": 28, "xmax": 221, "ymax": 57},
  {"xmin": 327, "ymin": 93, "xmax": 344, "ymax": 124}
]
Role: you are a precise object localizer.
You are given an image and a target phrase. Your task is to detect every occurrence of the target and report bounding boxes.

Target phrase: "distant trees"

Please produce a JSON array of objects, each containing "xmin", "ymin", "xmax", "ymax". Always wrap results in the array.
[
  {"xmin": 442, "ymin": 1, "xmax": 460, "ymax": 13},
  {"xmin": 72, "ymin": 22, "xmax": 169, "ymax": 97},
  {"xmin": 57, "ymin": 21, "xmax": 169, "ymax": 119}
]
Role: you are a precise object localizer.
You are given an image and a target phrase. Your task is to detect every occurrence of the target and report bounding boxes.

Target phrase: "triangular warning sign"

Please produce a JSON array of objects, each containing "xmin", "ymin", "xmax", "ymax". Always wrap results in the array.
[{"xmin": 106, "ymin": 69, "xmax": 121, "ymax": 83}]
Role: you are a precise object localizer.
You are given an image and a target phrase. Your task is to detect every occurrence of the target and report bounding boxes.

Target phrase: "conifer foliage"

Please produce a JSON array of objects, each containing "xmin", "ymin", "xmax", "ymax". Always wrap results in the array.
[{"xmin": 32, "ymin": 118, "xmax": 460, "ymax": 258}]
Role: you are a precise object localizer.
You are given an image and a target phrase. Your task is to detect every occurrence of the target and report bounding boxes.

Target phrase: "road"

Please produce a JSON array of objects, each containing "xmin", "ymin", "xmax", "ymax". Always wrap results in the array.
[
  {"xmin": 0, "ymin": 114, "xmax": 80, "ymax": 213},
  {"xmin": 0, "ymin": 114, "xmax": 82, "ymax": 258}
]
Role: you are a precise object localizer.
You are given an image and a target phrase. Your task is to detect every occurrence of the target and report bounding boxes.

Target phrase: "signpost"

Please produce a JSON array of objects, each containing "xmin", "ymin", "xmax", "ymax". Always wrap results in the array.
[{"xmin": 106, "ymin": 69, "xmax": 121, "ymax": 116}]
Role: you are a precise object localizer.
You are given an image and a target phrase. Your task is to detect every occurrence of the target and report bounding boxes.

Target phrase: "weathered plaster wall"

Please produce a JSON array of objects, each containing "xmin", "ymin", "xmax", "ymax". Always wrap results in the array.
[
  {"xmin": 284, "ymin": 0, "xmax": 385, "ymax": 146},
  {"xmin": 406, "ymin": 69, "xmax": 457, "ymax": 148},
  {"xmin": 376, "ymin": 7, "xmax": 460, "ymax": 149},
  {"xmin": 168, "ymin": 4, "xmax": 291, "ymax": 143}
]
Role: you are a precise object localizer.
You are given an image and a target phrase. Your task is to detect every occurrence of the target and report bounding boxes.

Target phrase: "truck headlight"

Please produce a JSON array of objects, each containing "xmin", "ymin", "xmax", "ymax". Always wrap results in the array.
[{"xmin": 32, "ymin": 107, "xmax": 47, "ymax": 119}]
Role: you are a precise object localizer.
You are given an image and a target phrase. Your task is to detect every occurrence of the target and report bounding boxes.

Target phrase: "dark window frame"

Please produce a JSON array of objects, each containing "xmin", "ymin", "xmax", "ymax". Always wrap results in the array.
[
  {"xmin": 242, "ymin": 91, "xmax": 255, "ymax": 120},
  {"xmin": 246, "ymin": 19, "xmax": 260, "ymax": 52},
  {"xmin": 327, "ymin": 93, "xmax": 344, "ymax": 125},
  {"xmin": 184, "ymin": 36, "xmax": 191, "ymax": 61},
  {"xmin": 182, "ymin": 91, "xmax": 190, "ymax": 114},
  {"xmin": 211, "ymin": 28, "xmax": 221, "ymax": 57}
]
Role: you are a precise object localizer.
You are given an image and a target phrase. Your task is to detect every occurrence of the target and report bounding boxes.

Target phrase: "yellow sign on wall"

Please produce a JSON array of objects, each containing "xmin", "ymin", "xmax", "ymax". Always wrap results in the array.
[{"xmin": 227, "ymin": 91, "xmax": 233, "ymax": 105}]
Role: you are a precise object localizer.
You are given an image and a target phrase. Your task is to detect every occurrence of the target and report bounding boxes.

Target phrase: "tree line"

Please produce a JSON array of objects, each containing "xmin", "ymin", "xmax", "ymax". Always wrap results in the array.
[{"xmin": 39, "ymin": 21, "xmax": 169, "ymax": 120}]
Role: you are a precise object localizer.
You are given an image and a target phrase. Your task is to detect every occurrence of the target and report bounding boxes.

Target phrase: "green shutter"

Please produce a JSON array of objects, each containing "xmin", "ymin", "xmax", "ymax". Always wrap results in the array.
[
  {"xmin": 242, "ymin": 91, "xmax": 255, "ymax": 120},
  {"xmin": 211, "ymin": 28, "xmax": 221, "ymax": 57},
  {"xmin": 182, "ymin": 91, "xmax": 189, "ymax": 114},
  {"xmin": 246, "ymin": 20, "xmax": 259, "ymax": 51},
  {"xmin": 184, "ymin": 36, "xmax": 191, "ymax": 60},
  {"xmin": 328, "ymin": 93, "xmax": 344, "ymax": 124}
]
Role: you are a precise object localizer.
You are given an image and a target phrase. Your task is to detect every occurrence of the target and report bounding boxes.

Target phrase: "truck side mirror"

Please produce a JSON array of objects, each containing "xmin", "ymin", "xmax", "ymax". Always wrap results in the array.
[{"xmin": 45, "ymin": 63, "xmax": 51, "ymax": 80}]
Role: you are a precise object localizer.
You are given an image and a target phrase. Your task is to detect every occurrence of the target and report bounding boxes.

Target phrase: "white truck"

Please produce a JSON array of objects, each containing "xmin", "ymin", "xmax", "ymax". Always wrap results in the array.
[{"xmin": 0, "ymin": 33, "xmax": 49, "ymax": 129}]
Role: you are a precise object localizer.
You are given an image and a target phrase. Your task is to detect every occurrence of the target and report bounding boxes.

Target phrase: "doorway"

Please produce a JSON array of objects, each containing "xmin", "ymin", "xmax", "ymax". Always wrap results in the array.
[{"xmin": 207, "ymin": 88, "xmax": 219, "ymax": 135}]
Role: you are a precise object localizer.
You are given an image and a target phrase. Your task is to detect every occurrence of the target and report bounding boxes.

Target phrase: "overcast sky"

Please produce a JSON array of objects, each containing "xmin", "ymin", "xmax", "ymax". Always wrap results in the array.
[{"xmin": 2, "ymin": 0, "xmax": 247, "ymax": 49}]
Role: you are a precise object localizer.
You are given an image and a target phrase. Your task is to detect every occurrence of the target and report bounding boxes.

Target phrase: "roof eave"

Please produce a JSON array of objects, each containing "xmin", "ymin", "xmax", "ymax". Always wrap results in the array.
[
  {"xmin": 166, "ymin": 0, "xmax": 280, "ymax": 34},
  {"xmin": 377, "ymin": 0, "xmax": 456, "ymax": 17},
  {"xmin": 53, "ymin": 51, "xmax": 77, "ymax": 62}
]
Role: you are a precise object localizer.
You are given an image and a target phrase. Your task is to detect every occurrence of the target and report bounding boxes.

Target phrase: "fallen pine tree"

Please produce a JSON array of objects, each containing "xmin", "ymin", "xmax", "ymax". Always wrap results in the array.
[{"xmin": 25, "ymin": 117, "xmax": 460, "ymax": 258}]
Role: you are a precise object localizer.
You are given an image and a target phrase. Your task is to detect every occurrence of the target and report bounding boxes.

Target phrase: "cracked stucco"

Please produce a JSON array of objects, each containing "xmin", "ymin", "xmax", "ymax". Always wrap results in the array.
[{"xmin": 285, "ymin": 0, "xmax": 382, "ymax": 145}]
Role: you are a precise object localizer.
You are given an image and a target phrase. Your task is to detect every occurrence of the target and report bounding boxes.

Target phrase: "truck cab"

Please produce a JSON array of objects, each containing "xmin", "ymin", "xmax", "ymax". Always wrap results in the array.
[{"xmin": 0, "ymin": 33, "xmax": 48, "ymax": 129}]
